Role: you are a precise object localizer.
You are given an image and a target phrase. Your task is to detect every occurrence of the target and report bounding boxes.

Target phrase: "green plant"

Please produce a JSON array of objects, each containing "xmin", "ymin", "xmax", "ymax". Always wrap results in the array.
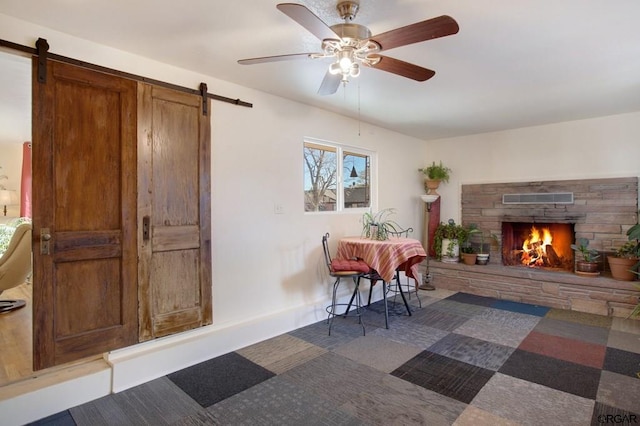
[
  {"xmin": 571, "ymin": 238, "xmax": 600, "ymax": 263},
  {"xmin": 622, "ymin": 222, "xmax": 640, "ymax": 273},
  {"xmin": 461, "ymin": 245, "xmax": 475, "ymax": 254},
  {"xmin": 465, "ymin": 223, "xmax": 498, "ymax": 254},
  {"xmin": 615, "ymin": 240, "xmax": 640, "ymax": 259},
  {"xmin": 629, "ymin": 283, "xmax": 640, "ymax": 318},
  {"xmin": 361, "ymin": 208, "xmax": 401, "ymax": 241},
  {"xmin": 434, "ymin": 219, "xmax": 468, "ymax": 259},
  {"xmin": 419, "ymin": 161, "xmax": 451, "ymax": 183},
  {"xmin": 626, "ymin": 223, "xmax": 640, "ymax": 316}
]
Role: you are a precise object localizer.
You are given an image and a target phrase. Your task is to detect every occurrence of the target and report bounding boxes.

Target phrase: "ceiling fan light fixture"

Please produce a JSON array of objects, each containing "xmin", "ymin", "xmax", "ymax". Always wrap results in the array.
[
  {"xmin": 349, "ymin": 63, "xmax": 360, "ymax": 77},
  {"xmin": 338, "ymin": 51, "xmax": 353, "ymax": 71},
  {"xmin": 329, "ymin": 62, "xmax": 342, "ymax": 75}
]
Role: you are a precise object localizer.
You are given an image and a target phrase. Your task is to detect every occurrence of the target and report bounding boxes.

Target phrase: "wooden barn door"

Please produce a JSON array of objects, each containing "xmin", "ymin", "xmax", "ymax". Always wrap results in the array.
[
  {"xmin": 32, "ymin": 60, "xmax": 138, "ymax": 369},
  {"xmin": 137, "ymin": 83, "xmax": 212, "ymax": 341}
]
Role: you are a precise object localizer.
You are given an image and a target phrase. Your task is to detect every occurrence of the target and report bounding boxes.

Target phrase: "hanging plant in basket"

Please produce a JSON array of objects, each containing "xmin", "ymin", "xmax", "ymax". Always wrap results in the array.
[{"xmin": 419, "ymin": 161, "xmax": 451, "ymax": 194}]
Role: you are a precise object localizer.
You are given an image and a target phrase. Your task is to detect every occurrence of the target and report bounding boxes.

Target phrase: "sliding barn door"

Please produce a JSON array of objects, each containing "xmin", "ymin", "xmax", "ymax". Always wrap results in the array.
[
  {"xmin": 32, "ymin": 60, "xmax": 138, "ymax": 369},
  {"xmin": 137, "ymin": 84, "xmax": 212, "ymax": 341}
]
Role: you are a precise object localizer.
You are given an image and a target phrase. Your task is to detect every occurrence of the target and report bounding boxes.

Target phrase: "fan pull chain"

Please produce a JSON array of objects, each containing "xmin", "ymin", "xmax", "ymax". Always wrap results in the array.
[{"xmin": 358, "ymin": 81, "xmax": 361, "ymax": 137}]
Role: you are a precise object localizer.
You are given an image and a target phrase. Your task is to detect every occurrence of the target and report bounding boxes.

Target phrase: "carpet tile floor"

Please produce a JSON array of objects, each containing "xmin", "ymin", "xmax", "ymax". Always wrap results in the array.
[{"xmin": 30, "ymin": 288, "xmax": 640, "ymax": 425}]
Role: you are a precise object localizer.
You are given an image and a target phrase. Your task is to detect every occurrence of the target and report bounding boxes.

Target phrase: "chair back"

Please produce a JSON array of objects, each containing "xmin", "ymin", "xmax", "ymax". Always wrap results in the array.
[
  {"xmin": 322, "ymin": 232, "xmax": 333, "ymax": 272},
  {"xmin": 0, "ymin": 222, "xmax": 32, "ymax": 293},
  {"xmin": 388, "ymin": 227, "xmax": 413, "ymax": 238}
]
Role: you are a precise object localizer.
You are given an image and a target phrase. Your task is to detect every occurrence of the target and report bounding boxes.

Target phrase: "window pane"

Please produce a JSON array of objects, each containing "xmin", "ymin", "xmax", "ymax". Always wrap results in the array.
[
  {"xmin": 304, "ymin": 143, "xmax": 337, "ymax": 212},
  {"xmin": 343, "ymin": 151, "xmax": 370, "ymax": 209}
]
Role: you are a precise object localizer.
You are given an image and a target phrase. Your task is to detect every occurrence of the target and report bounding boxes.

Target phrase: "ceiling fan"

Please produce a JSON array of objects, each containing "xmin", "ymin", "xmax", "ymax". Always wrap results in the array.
[{"xmin": 238, "ymin": 1, "xmax": 459, "ymax": 95}]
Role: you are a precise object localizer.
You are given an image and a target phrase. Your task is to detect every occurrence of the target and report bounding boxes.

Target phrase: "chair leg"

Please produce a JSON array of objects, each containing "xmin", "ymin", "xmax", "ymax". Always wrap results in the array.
[
  {"xmin": 328, "ymin": 276, "xmax": 366, "ymax": 336},
  {"xmin": 327, "ymin": 277, "xmax": 340, "ymax": 335},
  {"xmin": 413, "ymin": 278, "xmax": 422, "ymax": 308},
  {"xmin": 383, "ymin": 282, "xmax": 389, "ymax": 329},
  {"xmin": 343, "ymin": 276, "xmax": 359, "ymax": 316},
  {"xmin": 396, "ymin": 282, "xmax": 412, "ymax": 317},
  {"xmin": 354, "ymin": 277, "xmax": 365, "ymax": 335}
]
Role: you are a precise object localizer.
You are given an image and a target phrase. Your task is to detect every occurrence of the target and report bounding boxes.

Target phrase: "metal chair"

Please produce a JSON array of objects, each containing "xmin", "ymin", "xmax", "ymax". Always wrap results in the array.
[
  {"xmin": 322, "ymin": 233, "xmax": 370, "ymax": 335},
  {"xmin": 389, "ymin": 227, "xmax": 422, "ymax": 308},
  {"xmin": 367, "ymin": 227, "xmax": 422, "ymax": 309}
]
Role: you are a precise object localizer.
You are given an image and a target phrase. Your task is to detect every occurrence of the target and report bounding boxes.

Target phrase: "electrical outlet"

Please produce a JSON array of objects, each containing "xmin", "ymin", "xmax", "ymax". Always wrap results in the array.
[{"xmin": 274, "ymin": 204, "xmax": 284, "ymax": 214}]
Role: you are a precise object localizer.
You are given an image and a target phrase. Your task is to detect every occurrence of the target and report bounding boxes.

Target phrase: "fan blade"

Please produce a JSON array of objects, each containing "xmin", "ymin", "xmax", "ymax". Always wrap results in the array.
[
  {"xmin": 277, "ymin": 3, "xmax": 339, "ymax": 40},
  {"xmin": 318, "ymin": 71, "xmax": 342, "ymax": 95},
  {"xmin": 369, "ymin": 55, "xmax": 435, "ymax": 81},
  {"xmin": 371, "ymin": 15, "xmax": 459, "ymax": 51},
  {"xmin": 238, "ymin": 53, "xmax": 312, "ymax": 65}
]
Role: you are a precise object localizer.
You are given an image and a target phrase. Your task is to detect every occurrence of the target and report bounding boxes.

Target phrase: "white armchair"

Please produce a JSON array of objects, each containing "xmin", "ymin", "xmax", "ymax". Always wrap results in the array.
[{"xmin": 0, "ymin": 222, "xmax": 32, "ymax": 313}]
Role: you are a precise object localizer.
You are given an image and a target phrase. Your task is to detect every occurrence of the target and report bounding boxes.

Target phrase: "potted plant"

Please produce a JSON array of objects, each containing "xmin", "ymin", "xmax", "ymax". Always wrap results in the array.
[
  {"xmin": 460, "ymin": 245, "xmax": 477, "ymax": 265},
  {"xmin": 570, "ymin": 238, "xmax": 600, "ymax": 275},
  {"xmin": 361, "ymin": 208, "xmax": 400, "ymax": 241},
  {"xmin": 608, "ymin": 223, "xmax": 640, "ymax": 281},
  {"xmin": 434, "ymin": 219, "xmax": 468, "ymax": 263},
  {"xmin": 623, "ymin": 226, "xmax": 640, "ymax": 314},
  {"xmin": 465, "ymin": 224, "xmax": 498, "ymax": 265},
  {"xmin": 419, "ymin": 161, "xmax": 451, "ymax": 194}
]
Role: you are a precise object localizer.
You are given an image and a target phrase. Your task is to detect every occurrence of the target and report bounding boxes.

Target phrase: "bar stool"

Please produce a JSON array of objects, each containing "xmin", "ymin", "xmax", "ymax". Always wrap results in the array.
[{"xmin": 322, "ymin": 233, "xmax": 370, "ymax": 335}]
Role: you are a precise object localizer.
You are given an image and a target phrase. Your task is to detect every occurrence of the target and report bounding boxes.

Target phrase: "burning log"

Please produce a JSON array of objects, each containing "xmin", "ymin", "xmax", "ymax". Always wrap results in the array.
[
  {"xmin": 545, "ymin": 244, "xmax": 560, "ymax": 266},
  {"xmin": 526, "ymin": 240, "xmax": 542, "ymax": 251}
]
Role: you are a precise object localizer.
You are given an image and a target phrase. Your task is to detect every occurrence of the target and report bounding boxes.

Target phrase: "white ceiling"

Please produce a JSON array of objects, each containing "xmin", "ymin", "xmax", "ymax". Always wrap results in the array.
[{"xmin": 1, "ymin": 0, "xmax": 640, "ymax": 141}]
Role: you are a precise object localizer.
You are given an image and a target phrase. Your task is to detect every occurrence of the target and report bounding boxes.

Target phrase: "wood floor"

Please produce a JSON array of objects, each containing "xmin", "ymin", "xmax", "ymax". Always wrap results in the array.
[{"xmin": 0, "ymin": 282, "xmax": 33, "ymax": 385}]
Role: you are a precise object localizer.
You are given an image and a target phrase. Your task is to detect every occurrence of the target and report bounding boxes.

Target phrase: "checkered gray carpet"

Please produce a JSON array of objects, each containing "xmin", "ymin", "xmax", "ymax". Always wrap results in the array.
[{"xmin": 30, "ymin": 290, "xmax": 640, "ymax": 425}]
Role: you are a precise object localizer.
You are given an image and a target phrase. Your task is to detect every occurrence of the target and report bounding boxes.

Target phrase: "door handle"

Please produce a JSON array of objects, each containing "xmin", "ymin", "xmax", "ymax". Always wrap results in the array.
[
  {"xmin": 40, "ymin": 228, "xmax": 51, "ymax": 255},
  {"xmin": 142, "ymin": 216, "xmax": 150, "ymax": 241}
]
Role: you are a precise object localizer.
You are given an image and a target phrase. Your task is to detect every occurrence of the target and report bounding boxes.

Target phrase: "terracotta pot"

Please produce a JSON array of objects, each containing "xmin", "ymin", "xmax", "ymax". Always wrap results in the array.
[
  {"xmin": 424, "ymin": 179, "xmax": 441, "ymax": 195},
  {"xmin": 608, "ymin": 256, "xmax": 638, "ymax": 281},
  {"xmin": 461, "ymin": 253, "xmax": 477, "ymax": 265}
]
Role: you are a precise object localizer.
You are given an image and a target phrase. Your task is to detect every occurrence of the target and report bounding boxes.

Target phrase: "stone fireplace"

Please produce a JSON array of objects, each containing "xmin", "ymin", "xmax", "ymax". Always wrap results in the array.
[{"xmin": 429, "ymin": 177, "xmax": 639, "ymax": 318}]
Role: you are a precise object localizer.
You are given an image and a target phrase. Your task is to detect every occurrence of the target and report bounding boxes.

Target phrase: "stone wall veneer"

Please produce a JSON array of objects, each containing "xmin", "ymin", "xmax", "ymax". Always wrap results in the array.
[
  {"xmin": 429, "ymin": 177, "xmax": 639, "ymax": 318},
  {"xmin": 460, "ymin": 176, "xmax": 638, "ymax": 258}
]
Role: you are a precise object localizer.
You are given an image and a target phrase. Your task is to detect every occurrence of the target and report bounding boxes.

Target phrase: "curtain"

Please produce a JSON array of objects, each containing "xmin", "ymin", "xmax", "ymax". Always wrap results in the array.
[{"xmin": 20, "ymin": 142, "xmax": 31, "ymax": 218}]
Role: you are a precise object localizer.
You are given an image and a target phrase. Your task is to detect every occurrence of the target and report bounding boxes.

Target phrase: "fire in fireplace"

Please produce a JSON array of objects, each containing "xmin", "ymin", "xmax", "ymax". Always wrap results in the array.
[{"xmin": 502, "ymin": 222, "xmax": 574, "ymax": 271}]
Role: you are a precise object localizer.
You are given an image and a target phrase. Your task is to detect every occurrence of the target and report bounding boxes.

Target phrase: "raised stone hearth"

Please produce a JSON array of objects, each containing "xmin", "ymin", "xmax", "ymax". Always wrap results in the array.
[{"xmin": 427, "ymin": 261, "xmax": 638, "ymax": 318}]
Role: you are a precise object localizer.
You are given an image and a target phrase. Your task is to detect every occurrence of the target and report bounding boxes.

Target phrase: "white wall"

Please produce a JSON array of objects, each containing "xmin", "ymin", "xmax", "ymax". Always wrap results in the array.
[
  {"xmin": 423, "ymin": 112, "xmax": 640, "ymax": 223},
  {"xmin": 211, "ymin": 93, "xmax": 428, "ymax": 326},
  {"xmin": 0, "ymin": 13, "xmax": 429, "ymax": 424},
  {"xmin": 0, "ymin": 142, "xmax": 22, "ymax": 219}
]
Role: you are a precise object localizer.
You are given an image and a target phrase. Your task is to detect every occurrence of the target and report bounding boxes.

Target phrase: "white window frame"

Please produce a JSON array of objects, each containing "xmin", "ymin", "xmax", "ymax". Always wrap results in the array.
[{"xmin": 303, "ymin": 137, "xmax": 377, "ymax": 214}]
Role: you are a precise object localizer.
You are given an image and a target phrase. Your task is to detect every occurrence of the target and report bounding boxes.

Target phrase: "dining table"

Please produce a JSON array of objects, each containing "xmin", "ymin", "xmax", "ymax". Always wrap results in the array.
[{"xmin": 337, "ymin": 236, "xmax": 427, "ymax": 328}]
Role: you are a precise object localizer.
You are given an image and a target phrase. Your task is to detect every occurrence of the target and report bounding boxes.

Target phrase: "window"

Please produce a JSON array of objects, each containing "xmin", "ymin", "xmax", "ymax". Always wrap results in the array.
[{"xmin": 303, "ymin": 139, "xmax": 374, "ymax": 212}]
